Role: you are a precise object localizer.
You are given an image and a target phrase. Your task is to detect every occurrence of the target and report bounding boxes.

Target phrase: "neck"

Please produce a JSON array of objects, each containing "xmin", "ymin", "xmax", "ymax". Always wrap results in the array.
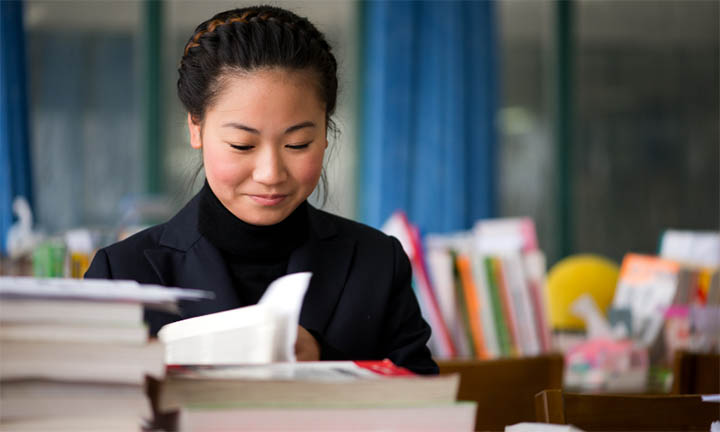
[{"xmin": 197, "ymin": 182, "xmax": 309, "ymax": 260}]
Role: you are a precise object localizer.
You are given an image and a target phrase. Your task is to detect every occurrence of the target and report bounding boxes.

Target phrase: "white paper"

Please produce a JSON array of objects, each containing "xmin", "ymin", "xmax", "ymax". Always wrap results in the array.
[
  {"xmin": 702, "ymin": 394, "xmax": 720, "ymax": 403},
  {"xmin": 0, "ymin": 277, "xmax": 213, "ymax": 304},
  {"xmin": 157, "ymin": 272, "xmax": 312, "ymax": 365},
  {"xmin": 258, "ymin": 272, "xmax": 313, "ymax": 362}
]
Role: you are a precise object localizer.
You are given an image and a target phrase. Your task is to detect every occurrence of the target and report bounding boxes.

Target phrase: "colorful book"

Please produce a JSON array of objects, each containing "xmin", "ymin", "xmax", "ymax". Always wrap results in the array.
[
  {"xmin": 485, "ymin": 257, "xmax": 512, "ymax": 357},
  {"xmin": 500, "ymin": 254, "xmax": 541, "ymax": 356},
  {"xmin": 523, "ymin": 250, "xmax": 552, "ymax": 352},
  {"xmin": 451, "ymin": 250, "xmax": 476, "ymax": 358},
  {"xmin": 382, "ymin": 212, "xmax": 456, "ymax": 358},
  {"xmin": 456, "ymin": 254, "xmax": 488, "ymax": 359},
  {"xmin": 471, "ymin": 254, "xmax": 500, "ymax": 358},
  {"xmin": 613, "ymin": 253, "xmax": 681, "ymax": 346},
  {"xmin": 494, "ymin": 258, "xmax": 520, "ymax": 356},
  {"xmin": 426, "ymin": 240, "xmax": 470, "ymax": 358}
]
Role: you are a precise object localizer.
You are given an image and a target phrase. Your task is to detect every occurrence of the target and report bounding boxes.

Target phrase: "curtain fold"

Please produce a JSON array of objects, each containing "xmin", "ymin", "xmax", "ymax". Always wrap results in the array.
[
  {"xmin": 360, "ymin": 0, "xmax": 498, "ymax": 233},
  {"xmin": 0, "ymin": 0, "xmax": 33, "ymax": 254}
]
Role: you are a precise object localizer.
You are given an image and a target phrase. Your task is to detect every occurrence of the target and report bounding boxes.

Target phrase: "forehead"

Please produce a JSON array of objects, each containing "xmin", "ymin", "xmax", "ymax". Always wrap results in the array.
[{"xmin": 207, "ymin": 68, "xmax": 326, "ymax": 122}]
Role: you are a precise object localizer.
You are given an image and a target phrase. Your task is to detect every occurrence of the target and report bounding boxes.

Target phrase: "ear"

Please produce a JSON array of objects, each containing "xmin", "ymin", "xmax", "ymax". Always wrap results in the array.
[{"xmin": 187, "ymin": 113, "xmax": 202, "ymax": 149}]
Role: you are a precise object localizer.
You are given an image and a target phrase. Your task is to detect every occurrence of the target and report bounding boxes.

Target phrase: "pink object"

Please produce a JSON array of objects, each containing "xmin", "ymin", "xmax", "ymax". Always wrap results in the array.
[{"xmin": 664, "ymin": 305, "xmax": 690, "ymax": 319}]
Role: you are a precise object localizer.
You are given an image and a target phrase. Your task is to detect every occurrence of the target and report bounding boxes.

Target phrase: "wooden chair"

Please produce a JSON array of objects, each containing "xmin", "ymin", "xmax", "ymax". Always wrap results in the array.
[
  {"xmin": 438, "ymin": 354, "xmax": 563, "ymax": 432},
  {"xmin": 672, "ymin": 350, "xmax": 720, "ymax": 394},
  {"xmin": 535, "ymin": 389, "xmax": 719, "ymax": 431}
]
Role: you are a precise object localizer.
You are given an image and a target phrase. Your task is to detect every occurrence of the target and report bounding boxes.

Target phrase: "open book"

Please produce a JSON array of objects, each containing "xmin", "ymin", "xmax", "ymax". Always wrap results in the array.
[{"xmin": 158, "ymin": 272, "xmax": 312, "ymax": 365}]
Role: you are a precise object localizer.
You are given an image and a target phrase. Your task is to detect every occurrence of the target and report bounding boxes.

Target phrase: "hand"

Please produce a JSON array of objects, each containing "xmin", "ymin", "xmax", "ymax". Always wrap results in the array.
[{"xmin": 295, "ymin": 325, "xmax": 320, "ymax": 361}]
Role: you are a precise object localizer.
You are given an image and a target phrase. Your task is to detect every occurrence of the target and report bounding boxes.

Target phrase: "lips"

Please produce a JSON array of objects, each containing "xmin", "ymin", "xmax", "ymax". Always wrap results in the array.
[{"xmin": 248, "ymin": 194, "xmax": 288, "ymax": 206}]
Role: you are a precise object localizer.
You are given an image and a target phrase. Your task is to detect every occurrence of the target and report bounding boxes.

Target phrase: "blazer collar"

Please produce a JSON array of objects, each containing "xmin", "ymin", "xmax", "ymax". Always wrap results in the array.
[{"xmin": 145, "ymin": 193, "xmax": 355, "ymax": 337}]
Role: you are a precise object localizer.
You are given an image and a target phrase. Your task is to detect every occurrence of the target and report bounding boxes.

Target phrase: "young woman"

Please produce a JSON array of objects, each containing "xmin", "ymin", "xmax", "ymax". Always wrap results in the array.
[{"xmin": 85, "ymin": 5, "xmax": 437, "ymax": 375}]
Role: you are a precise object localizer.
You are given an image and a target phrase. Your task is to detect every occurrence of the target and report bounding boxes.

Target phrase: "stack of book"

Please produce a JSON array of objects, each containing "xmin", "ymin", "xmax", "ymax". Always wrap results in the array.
[
  {"xmin": 148, "ymin": 274, "xmax": 475, "ymax": 431},
  {"xmin": 383, "ymin": 213, "xmax": 552, "ymax": 360},
  {"xmin": 0, "ymin": 277, "xmax": 209, "ymax": 431},
  {"xmin": 150, "ymin": 360, "xmax": 475, "ymax": 431}
]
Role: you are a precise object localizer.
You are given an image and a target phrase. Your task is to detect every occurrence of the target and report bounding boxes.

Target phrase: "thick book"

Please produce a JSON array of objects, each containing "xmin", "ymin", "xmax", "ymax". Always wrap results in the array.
[
  {"xmin": 0, "ymin": 340, "xmax": 164, "ymax": 385},
  {"xmin": 155, "ymin": 360, "xmax": 460, "ymax": 412},
  {"xmin": 179, "ymin": 402, "xmax": 477, "ymax": 432}
]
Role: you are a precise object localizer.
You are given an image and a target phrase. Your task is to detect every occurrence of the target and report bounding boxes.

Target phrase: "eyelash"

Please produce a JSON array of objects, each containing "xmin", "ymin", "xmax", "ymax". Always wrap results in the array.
[
  {"xmin": 230, "ymin": 144, "xmax": 253, "ymax": 151},
  {"xmin": 229, "ymin": 142, "xmax": 312, "ymax": 151}
]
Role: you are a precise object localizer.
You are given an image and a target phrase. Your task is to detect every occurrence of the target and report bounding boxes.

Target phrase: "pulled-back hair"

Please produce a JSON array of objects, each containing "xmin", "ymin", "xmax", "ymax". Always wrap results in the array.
[
  {"xmin": 178, "ymin": 5, "xmax": 338, "ymax": 204},
  {"xmin": 178, "ymin": 5, "xmax": 338, "ymax": 127}
]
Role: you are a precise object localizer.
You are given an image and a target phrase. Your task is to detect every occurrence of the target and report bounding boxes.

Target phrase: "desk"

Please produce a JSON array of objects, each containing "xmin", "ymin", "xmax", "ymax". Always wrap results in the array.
[{"xmin": 439, "ymin": 354, "xmax": 564, "ymax": 432}]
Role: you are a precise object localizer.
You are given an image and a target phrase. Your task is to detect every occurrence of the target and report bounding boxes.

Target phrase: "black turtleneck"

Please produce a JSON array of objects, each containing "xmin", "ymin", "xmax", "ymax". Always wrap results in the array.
[{"xmin": 197, "ymin": 182, "xmax": 310, "ymax": 306}]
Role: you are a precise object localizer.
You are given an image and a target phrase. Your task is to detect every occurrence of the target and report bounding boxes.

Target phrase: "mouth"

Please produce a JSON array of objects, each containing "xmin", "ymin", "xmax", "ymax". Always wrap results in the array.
[{"xmin": 248, "ymin": 194, "xmax": 288, "ymax": 206}]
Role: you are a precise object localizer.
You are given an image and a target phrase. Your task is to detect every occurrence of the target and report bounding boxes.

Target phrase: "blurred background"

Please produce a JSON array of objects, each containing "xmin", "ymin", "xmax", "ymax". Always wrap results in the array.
[
  {"xmin": 1, "ymin": 0, "xmax": 718, "ymax": 266},
  {"xmin": 1, "ymin": 1, "xmax": 719, "ymax": 412}
]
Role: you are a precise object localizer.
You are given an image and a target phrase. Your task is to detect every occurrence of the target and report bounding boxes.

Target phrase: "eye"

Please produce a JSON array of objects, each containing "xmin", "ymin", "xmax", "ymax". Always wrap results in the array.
[
  {"xmin": 229, "ymin": 144, "xmax": 254, "ymax": 151},
  {"xmin": 286, "ymin": 141, "xmax": 312, "ymax": 150}
]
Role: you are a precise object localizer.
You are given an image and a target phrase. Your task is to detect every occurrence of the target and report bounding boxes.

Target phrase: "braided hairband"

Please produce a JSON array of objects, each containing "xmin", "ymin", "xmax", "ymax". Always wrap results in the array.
[{"xmin": 183, "ymin": 11, "xmax": 291, "ymax": 56}]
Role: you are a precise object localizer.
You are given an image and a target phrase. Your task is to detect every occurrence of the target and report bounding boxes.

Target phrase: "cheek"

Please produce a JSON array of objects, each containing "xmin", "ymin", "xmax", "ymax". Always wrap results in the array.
[
  {"xmin": 203, "ymin": 146, "xmax": 251, "ymax": 186},
  {"xmin": 291, "ymin": 151, "xmax": 325, "ymax": 186}
]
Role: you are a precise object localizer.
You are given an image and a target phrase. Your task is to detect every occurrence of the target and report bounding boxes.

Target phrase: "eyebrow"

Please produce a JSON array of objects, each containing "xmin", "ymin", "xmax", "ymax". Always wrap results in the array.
[{"xmin": 221, "ymin": 121, "xmax": 316, "ymax": 134}]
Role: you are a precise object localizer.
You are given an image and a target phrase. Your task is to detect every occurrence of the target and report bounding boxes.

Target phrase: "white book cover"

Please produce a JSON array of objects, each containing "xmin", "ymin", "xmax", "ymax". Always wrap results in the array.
[
  {"xmin": 501, "ymin": 254, "xmax": 541, "ymax": 356},
  {"xmin": 425, "ymin": 244, "xmax": 466, "ymax": 358}
]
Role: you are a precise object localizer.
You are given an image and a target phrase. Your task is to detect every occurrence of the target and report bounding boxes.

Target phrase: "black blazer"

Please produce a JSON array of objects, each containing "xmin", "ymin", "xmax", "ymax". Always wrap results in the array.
[{"xmin": 85, "ymin": 192, "xmax": 438, "ymax": 375}]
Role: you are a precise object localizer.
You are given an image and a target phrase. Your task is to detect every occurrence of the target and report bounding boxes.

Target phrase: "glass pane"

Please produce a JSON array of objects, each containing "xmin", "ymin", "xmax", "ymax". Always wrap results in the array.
[
  {"xmin": 573, "ymin": 0, "xmax": 719, "ymax": 261},
  {"xmin": 26, "ymin": 0, "xmax": 142, "ymax": 233}
]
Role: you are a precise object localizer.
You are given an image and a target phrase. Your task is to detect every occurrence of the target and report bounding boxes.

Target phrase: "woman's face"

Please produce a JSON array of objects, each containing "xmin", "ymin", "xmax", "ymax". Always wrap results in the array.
[{"xmin": 188, "ymin": 68, "xmax": 327, "ymax": 226}]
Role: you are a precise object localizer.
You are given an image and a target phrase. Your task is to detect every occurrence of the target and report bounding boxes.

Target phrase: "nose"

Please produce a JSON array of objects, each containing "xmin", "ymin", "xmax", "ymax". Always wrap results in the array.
[{"xmin": 252, "ymin": 146, "xmax": 288, "ymax": 186}]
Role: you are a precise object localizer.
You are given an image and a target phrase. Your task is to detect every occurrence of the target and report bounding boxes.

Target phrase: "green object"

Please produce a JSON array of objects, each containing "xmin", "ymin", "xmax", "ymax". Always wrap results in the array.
[
  {"xmin": 32, "ymin": 241, "xmax": 66, "ymax": 277},
  {"xmin": 485, "ymin": 257, "xmax": 511, "ymax": 356}
]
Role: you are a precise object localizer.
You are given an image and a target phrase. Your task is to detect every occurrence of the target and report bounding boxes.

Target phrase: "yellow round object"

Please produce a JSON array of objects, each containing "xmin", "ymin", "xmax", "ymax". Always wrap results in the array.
[{"xmin": 546, "ymin": 254, "xmax": 620, "ymax": 330}]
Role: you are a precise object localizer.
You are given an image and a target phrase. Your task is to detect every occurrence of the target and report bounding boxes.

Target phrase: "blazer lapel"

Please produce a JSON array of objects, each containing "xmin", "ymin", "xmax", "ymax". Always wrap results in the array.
[
  {"xmin": 289, "ymin": 206, "xmax": 356, "ymax": 337},
  {"xmin": 144, "ymin": 193, "xmax": 241, "ymax": 319},
  {"xmin": 143, "ymin": 194, "xmax": 354, "ymax": 330}
]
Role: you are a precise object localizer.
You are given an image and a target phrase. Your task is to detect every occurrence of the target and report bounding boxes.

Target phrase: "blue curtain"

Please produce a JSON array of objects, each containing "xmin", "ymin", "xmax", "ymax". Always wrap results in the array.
[
  {"xmin": 0, "ymin": 0, "xmax": 33, "ymax": 254},
  {"xmin": 360, "ymin": 0, "xmax": 498, "ymax": 233}
]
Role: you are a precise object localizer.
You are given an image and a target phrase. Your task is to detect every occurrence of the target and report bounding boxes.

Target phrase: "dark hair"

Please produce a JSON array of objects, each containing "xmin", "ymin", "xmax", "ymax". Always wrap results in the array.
[
  {"xmin": 178, "ymin": 5, "xmax": 337, "ymax": 126},
  {"xmin": 178, "ymin": 5, "xmax": 338, "ymax": 204}
]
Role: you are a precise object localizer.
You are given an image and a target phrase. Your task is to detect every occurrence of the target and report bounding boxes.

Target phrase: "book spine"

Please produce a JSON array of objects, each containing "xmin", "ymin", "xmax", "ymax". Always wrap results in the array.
[
  {"xmin": 485, "ymin": 257, "xmax": 511, "ymax": 357},
  {"xmin": 405, "ymin": 219, "xmax": 457, "ymax": 358},
  {"xmin": 503, "ymin": 255, "xmax": 541, "ymax": 356},
  {"xmin": 494, "ymin": 258, "xmax": 521, "ymax": 356},
  {"xmin": 457, "ymin": 254, "xmax": 488, "ymax": 359},
  {"xmin": 524, "ymin": 251, "xmax": 552, "ymax": 352},
  {"xmin": 472, "ymin": 254, "xmax": 499, "ymax": 358},
  {"xmin": 451, "ymin": 251, "xmax": 476, "ymax": 358}
]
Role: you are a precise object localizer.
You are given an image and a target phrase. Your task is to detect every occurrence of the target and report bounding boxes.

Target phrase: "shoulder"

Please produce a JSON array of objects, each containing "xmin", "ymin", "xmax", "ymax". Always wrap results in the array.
[
  {"xmin": 310, "ymin": 207, "xmax": 402, "ymax": 251},
  {"xmin": 308, "ymin": 207, "xmax": 409, "ymax": 275},
  {"xmin": 86, "ymin": 224, "xmax": 167, "ymax": 281},
  {"xmin": 102, "ymin": 224, "xmax": 166, "ymax": 258},
  {"xmin": 100, "ymin": 191, "xmax": 203, "ymax": 261}
]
